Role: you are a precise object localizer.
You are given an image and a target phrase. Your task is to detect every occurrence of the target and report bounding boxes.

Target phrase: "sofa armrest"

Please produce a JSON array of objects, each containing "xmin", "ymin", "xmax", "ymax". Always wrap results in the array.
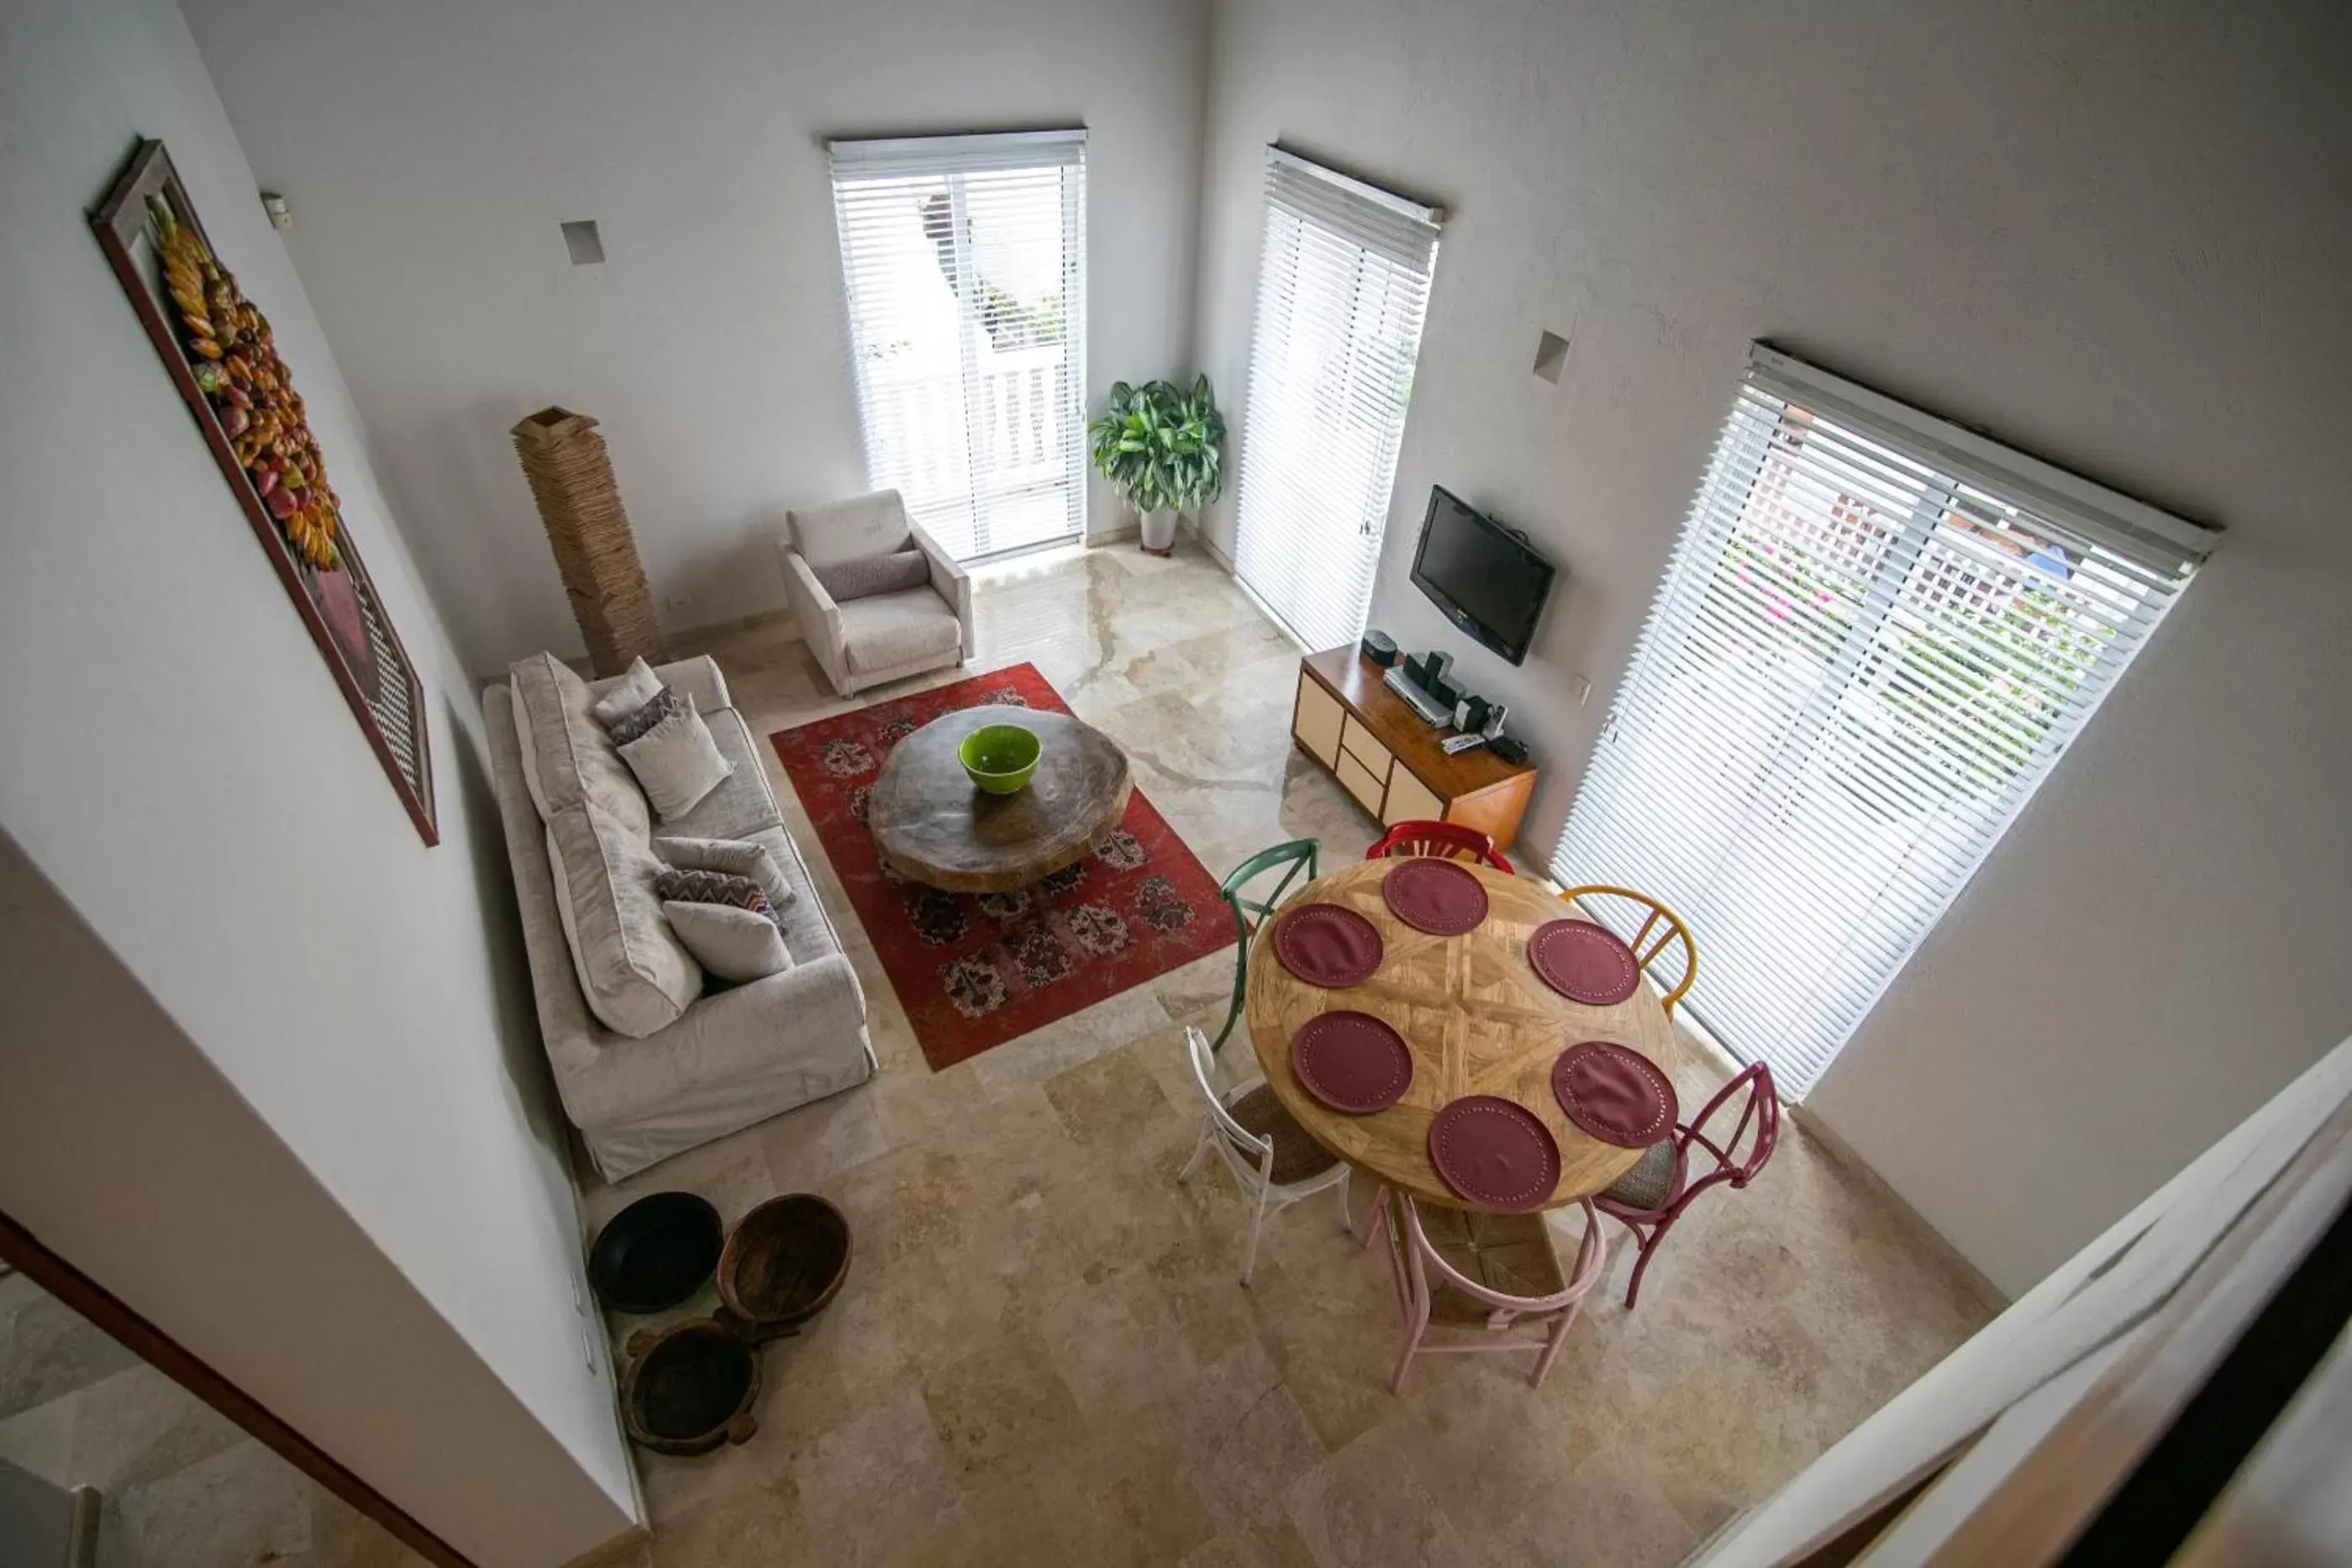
[
  {"xmin": 645, "ymin": 952, "xmax": 867, "ymax": 1083},
  {"xmin": 656, "ymin": 655, "xmax": 730, "ymax": 715},
  {"xmin": 908, "ymin": 519, "xmax": 973, "ymax": 654},
  {"xmin": 778, "ymin": 543, "xmax": 850, "ymax": 693}
]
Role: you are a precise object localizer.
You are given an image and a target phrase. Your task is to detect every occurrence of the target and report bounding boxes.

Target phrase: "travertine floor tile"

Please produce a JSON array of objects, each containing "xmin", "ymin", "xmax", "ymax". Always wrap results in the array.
[{"xmin": 578, "ymin": 539, "xmax": 1998, "ymax": 1568}]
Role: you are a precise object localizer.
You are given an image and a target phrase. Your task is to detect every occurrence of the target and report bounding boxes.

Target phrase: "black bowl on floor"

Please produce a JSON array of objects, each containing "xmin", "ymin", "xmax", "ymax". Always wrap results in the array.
[{"xmin": 588, "ymin": 1192, "xmax": 723, "ymax": 1314}]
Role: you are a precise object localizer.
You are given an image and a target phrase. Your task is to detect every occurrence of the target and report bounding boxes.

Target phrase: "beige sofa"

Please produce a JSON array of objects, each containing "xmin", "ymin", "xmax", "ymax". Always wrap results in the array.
[{"xmin": 486, "ymin": 654, "xmax": 873, "ymax": 1180}]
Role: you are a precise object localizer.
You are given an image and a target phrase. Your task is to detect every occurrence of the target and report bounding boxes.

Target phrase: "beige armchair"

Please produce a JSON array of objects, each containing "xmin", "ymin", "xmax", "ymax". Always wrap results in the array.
[{"xmin": 778, "ymin": 488, "xmax": 973, "ymax": 697}]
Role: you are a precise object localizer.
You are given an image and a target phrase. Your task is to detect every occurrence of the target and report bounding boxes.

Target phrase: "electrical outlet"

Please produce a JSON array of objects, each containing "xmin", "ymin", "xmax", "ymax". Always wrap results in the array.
[{"xmin": 1575, "ymin": 675, "xmax": 1593, "ymax": 708}]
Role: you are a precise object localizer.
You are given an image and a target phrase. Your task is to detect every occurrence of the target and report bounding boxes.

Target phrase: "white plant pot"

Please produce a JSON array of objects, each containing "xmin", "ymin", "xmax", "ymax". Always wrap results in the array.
[{"xmin": 1139, "ymin": 508, "xmax": 1179, "ymax": 555}]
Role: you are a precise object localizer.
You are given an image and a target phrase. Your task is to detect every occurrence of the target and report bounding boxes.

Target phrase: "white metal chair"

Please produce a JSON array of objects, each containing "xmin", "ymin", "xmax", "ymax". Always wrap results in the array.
[{"xmin": 1176, "ymin": 1026, "xmax": 1351, "ymax": 1285}]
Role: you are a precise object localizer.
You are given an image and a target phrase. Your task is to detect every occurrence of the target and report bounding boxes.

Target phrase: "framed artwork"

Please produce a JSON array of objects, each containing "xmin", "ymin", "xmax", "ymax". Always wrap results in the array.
[{"xmin": 91, "ymin": 139, "xmax": 436, "ymax": 845}]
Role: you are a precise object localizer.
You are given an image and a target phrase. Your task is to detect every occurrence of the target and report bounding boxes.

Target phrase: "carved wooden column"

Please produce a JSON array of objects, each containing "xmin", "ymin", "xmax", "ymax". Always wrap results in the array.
[{"xmin": 510, "ymin": 406, "xmax": 666, "ymax": 676}]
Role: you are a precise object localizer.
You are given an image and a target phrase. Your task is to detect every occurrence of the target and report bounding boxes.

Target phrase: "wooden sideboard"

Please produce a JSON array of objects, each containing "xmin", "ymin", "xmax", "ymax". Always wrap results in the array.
[{"xmin": 1289, "ymin": 646, "xmax": 1538, "ymax": 853}]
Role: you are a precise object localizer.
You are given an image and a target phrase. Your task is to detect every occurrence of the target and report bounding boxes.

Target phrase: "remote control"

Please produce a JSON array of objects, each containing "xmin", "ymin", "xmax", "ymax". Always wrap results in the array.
[{"xmin": 1440, "ymin": 732, "xmax": 1486, "ymax": 755}]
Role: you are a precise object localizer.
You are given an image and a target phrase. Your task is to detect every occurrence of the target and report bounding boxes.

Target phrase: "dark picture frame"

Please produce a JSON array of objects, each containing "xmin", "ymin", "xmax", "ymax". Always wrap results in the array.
[{"xmin": 89, "ymin": 139, "xmax": 437, "ymax": 845}]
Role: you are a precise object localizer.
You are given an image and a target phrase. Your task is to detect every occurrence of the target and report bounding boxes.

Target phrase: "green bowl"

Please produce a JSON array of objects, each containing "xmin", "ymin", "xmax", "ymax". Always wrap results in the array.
[{"xmin": 957, "ymin": 723, "xmax": 1041, "ymax": 794}]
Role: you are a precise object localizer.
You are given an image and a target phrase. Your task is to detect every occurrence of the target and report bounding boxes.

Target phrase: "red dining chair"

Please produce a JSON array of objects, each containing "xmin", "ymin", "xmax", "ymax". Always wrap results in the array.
[
  {"xmin": 1365, "ymin": 819, "xmax": 1513, "ymax": 872},
  {"xmin": 1371, "ymin": 1188, "xmax": 1608, "ymax": 1390},
  {"xmin": 1592, "ymin": 1060, "xmax": 1779, "ymax": 1308}
]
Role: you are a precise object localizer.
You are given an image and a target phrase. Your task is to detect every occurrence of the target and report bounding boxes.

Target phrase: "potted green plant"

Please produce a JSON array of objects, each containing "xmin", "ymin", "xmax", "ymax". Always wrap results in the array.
[{"xmin": 1087, "ymin": 376, "xmax": 1225, "ymax": 555}]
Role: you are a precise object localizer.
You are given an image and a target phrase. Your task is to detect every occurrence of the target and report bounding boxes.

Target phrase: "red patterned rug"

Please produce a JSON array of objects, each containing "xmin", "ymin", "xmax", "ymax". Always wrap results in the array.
[{"xmin": 770, "ymin": 665, "xmax": 1235, "ymax": 1071}]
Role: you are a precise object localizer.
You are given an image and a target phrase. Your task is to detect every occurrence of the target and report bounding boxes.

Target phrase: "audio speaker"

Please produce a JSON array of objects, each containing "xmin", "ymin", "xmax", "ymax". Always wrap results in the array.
[{"xmin": 1360, "ymin": 629, "xmax": 1399, "ymax": 667}]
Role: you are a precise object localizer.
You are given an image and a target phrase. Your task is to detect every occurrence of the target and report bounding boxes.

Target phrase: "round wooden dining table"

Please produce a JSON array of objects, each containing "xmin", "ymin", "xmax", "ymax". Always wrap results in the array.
[{"xmin": 1244, "ymin": 858, "xmax": 1679, "ymax": 1211}]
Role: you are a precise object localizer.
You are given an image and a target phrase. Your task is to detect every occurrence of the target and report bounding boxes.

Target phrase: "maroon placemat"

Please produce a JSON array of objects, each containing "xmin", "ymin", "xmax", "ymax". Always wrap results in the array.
[
  {"xmin": 1427, "ymin": 1096, "xmax": 1561, "ymax": 1213},
  {"xmin": 1292, "ymin": 1012, "xmax": 1413, "ymax": 1114},
  {"xmin": 1381, "ymin": 859, "xmax": 1490, "ymax": 936},
  {"xmin": 1272, "ymin": 904, "xmax": 1383, "ymax": 987},
  {"xmin": 1529, "ymin": 919, "xmax": 1641, "ymax": 1005},
  {"xmin": 1550, "ymin": 1040, "xmax": 1678, "ymax": 1148}
]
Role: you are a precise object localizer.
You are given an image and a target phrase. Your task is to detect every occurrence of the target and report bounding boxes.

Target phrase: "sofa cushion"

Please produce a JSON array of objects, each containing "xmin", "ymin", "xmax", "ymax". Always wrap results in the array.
[
  {"xmin": 591, "ymin": 657, "xmax": 664, "ymax": 729},
  {"xmin": 513, "ymin": 690, "xmax": 553, "ymax": 821},
  {"xmin": 608, "ymin": 686, "xmax": 681, "ymax": 746},
  {"xmin": 663, "ymin": 901, "xmax": 792, "ymax": 983},
  {"xmin": 654, "ymin": 866, "xmax": 775, "ymax": 922},
  {"xmin": 618, "ymin": 697, "xmax": 734, "ymax": 822},
  {"xmin": 655, "ymin": 835, "xmax": 797, "ymax": 910},
  {"xmin": 509, "ymin": 652, "xmax": 650, "ymax": 833},
  {"xmin": 659, "ymin": 707, "xmax": 786, "ymax": 843},
  {"xmin": 840, "ymin": 587, "xmax": 960, "ymax": 675},
  {"xmin": 544, "ymin": 802, "xmax": 702, "ymax": 1038}
]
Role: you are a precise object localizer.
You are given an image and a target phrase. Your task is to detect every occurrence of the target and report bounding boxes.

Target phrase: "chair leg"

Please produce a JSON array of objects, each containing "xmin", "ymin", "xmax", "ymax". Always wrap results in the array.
[
  {"xmin": 1389, "ymin": 1284, "xmax": 1431, "ymax": 1393},
  {"xmin": 1359, "ymin": 1182, "xmax": 1387, "ymax": 1250},
  {"xmin": 1239, "ymin": 1179, "xmax": 1273, "ymax": 1286},
  {"xmin": 1176, "ymin": 1118, "xmax": 1212, "ymax": 1184},
  {"xmin": 1532, "ymin": 1304, "xmax": 1580, "ymax": 1388},
  {"xmin": 1623, "ymin": 1220, "xmax": 1671, "ymax": 1309},
  {"xmin": 1336, "ymin": 1167, "xmax": 1356, "ymax": 1239}
]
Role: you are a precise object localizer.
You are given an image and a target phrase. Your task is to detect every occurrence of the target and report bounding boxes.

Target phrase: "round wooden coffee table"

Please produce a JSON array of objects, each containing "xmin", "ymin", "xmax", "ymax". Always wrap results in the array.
[
  {"xmin": 1244, "ymin": 860, "xmax": 1679, "ymax": 1209},
  {"xmin": 866, "ymin": 706, "xmax": 1133, "ymax": 893}
]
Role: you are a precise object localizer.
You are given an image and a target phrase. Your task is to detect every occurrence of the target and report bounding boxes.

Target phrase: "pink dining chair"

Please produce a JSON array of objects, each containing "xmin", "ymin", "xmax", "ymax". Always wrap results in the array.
[
  {"xmin": 1365, "ymin": 819, "xmax": 1513, "ymax": 872},
  {"xmin": 1592, "ymin": 1060, "xmax": 1779, "ymax": 1308},
  {"xmin": 1371, "ymin": 1189, "xmax": 1608, "ymax": 1391}
]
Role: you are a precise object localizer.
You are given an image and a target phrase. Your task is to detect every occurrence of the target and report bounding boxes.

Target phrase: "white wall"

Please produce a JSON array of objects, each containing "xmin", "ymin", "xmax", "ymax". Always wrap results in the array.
[
  {"xmin": 0, "ymin": 0, "xmax": 634, "ymax": 1558},
  {"xmin": 1192, "ymin": 0, "xmax": 2352, "ymax": 1294},
  {"xmin": 0, "ymin": 835, "xmax": 624, "ymax": 1565},
  {"xmin": 182, "ymin": 0, "xmax": 1210, "ymax": 674}
]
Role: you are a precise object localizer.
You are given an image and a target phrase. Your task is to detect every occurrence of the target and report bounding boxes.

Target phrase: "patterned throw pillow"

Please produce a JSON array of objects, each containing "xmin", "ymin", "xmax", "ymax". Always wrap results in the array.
[
  {"xmin": 653, "ymin": 867, "xmax": 779, "ymax": 927},
  {"xmin": 609, "ymin": 685, "xmax": 682, "ymax": 746},
  {"xmin": 812, "ymin": 549, "xmax": 930, "ymax": 604}
]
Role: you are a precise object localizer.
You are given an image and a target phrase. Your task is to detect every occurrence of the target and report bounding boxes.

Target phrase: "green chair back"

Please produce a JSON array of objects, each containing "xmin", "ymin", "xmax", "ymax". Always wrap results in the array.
[{"xmin": 1209, "ymin": 838, "xmax": 1320, "ymax": 1052}]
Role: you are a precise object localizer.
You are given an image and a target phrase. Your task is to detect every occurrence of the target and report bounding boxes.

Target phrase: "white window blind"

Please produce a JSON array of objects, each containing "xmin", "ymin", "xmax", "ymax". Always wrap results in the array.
[
  {"xmin": 1556, "ymin": 345, "xmax": 2218, "ymax": 1098},
  {"xmin": 1233, "ymin": 148, "xmax": 1440, "ymax": 652},
  {"xmin": 829, "ymin": 130, "xmax": 1087, "ymax": 561}
]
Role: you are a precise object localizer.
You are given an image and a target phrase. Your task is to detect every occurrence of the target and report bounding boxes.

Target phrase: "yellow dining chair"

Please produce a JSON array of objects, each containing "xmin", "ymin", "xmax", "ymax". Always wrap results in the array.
[{"xmin": 1555, "ymin": 885, "xmax": 1697, "ymax": 1016}]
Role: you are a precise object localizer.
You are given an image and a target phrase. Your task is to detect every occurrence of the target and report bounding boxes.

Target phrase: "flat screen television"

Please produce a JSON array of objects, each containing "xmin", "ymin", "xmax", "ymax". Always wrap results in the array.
[{"xmin": 1408, "ymin": 487, "xmax": 1555, "ymax": 666}]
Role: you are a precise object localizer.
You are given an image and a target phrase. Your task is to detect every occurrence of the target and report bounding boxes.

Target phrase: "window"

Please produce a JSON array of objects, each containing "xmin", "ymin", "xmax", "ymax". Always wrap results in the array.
[
  {"xmin": 829, "ymin": 131, "xmax": 1087, "ymax": 561},
  {"xmin": 1232, "ymin": 149, "xmax": 1441, "ymax": 652},
  {"xmin": 1556, "ymin": 345, "xmax": 2218, "ymax": 1097}
]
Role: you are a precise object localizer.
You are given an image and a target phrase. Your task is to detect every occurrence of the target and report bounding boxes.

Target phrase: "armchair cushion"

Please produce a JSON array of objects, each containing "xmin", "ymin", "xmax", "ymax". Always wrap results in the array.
[
  {"xmin": 786, "ymin": 489, "xmax": 913, "ymax": 566},
  {"xmin": 813, "ymin": 548, "xmax": 930, "ymax": 603},
  {"xmin": 839, "ymin": 587, "xmax": 962, "ymax": 676}
]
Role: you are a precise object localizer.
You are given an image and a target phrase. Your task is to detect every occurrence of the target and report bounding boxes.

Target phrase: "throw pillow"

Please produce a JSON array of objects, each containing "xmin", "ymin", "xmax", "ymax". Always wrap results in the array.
[
  {"xmin": 590, "ymin": 657, "xmax": 664, "ymax": 729},
  {"xmin": 655, "ymin": 835, "xmax": 797, "ymax": 911},
  {"xmin": 813, "ymin": 549, "xmax": 929, "ymax": 604},
  {"xmin": 653, "ymin": 866, "xmax": 773, "ymax": 918},
  {"xmin": 618, "ymin": 696, "xmax": 734, "ymax": 822},
  {"xmin": 608, "ymin": 686, "xmax": 681, "ymax": 746},
  {"xmin": 661, "ymin": 901, "xmax": 792, "ymax": 982}
]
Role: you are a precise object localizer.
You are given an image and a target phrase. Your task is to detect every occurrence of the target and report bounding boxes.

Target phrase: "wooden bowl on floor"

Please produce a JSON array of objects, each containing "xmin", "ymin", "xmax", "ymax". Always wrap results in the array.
[
  {"xmin": 715, "ymin": 1194, "xmax": 853, "ymax": 1342},
  {"xmin": 619, "ymin": 1319, "xmax": 760, "ymax": 1456}
]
